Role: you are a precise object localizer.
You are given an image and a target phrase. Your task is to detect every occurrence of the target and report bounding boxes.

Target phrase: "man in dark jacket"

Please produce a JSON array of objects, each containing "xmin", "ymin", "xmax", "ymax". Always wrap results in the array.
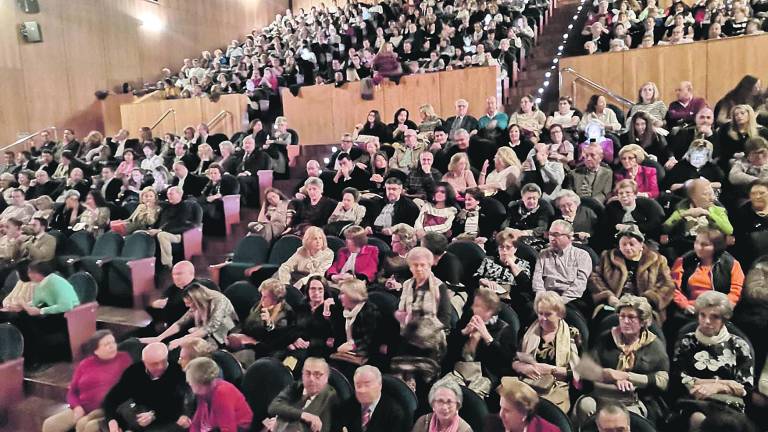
[
  {"xmin": 148, "ymin": 186, "xmax": 197, "ymax": 268},
  {"xmin": 237, "ymin": 136, "xmax": 271, "ymax": 207},
  {"xmin": 340, "ymin": 365, "xmax": 411, "ymax": 432},
  {"xmin": 370, "ymin": 177, "xmax": 419, "ymax": 238},
  {"xmin": 171, "ymin": 161, "xmax": 207, "ymax": 198},
  {"xmin": 103, "ymin": 343, "xmax": 187, "ymax": 432}
]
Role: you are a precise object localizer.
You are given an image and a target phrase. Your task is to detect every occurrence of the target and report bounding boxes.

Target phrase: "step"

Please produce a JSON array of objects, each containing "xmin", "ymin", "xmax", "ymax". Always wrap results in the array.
[
  {"xmin": 97, "ymin": 305, "xmax": 152, "ymax": 339},
  {"xmin": 24, "ymin": 362, "xmax": 74, "ymax": 401},
  {"xmin": 0, "ymin": 396, "xmax": 65, "ymax": 432}
]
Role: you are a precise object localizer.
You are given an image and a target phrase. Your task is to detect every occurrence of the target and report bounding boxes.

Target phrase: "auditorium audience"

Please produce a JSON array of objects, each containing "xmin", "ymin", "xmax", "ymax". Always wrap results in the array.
[
  {"xmin": 185, "ymin": 357, "xmax": 253, "ymax": 431},
  {"xmin": 267, "ymin": 357, "xmax": 339, "ymax": 432},
  {"xmin": 412, "ymin": 379, "xmax": 472, "ymax": 432}
]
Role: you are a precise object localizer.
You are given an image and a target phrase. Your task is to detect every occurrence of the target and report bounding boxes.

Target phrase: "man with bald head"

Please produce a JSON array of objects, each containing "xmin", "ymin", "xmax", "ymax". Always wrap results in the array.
[
  {"xmin": 268, "ymin": 357, "xmax": 340, "ymax": 432},
  {"xmin": 147, "ymin": 186, "xmax": 198, "ymax": 268},
  {"xmin": 143, "ymin": 261, "xmax": 199, "ymax": 334},
  {"xmin": 666, "ymin": 81, "xmax": 709, "ymax": 128},
  {"xmin": 103, "ymin": 342, "xmax": 187, "ymax": 432}
]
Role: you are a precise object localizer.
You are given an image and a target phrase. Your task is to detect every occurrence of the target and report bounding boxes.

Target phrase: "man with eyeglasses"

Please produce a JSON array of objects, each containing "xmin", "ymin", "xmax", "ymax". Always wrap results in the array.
[
  {"xmin": 267, "ymin": 357, "xmax": 340, "ymax": 432},
  {"xmin": 595, "ymin": 403, "xmax": 631, "ymax": 432},
  {"xmin": 532, "ymin": 219, "xmax": 592, "ymax": 307}
]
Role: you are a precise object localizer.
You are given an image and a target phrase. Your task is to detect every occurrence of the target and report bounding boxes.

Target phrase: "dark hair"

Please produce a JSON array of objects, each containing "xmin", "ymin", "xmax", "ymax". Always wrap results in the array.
[
  {"xmin": 586, "ymin": 94, "xmax": 603, "ymax": 113},
  {"xmin": 82, "ymin": 330, "xmax": 114, "ymax": 357},
  {"xmin": 393, "ymin": 107, "xmax": 410, "ymax": 124},
  {"xmin": 122, "ymin": 149, "xmax": 135, "ymax": 158},
  {"xmin": 725, "ymin": 75, "xmax": 760, "ymax": 106},
  {"xmin": 302, "ymin": 274, "xmax": 331, "ymax": 299},
  {"xmin": 41, "ymin": 149, "xmax": 53, "ymax": 156},
  {"xmin": 337, "ymin": 152, "xmax": 351, "ymax": 163},
  {"xmin": 696, "ymin": 227, "xmax": 728, "ymax": 254},
  {"xmin": 342, "ymin": 187, "xmax": 360, "ymax": 201},
  {"xmin": 628, "ymin": 111, "xmax": 655, "ymax": 148},
  {"xmin": 61, "ymin": 150, "xmax": 74, "ymax": 160},
  {"xmin": 385, "ymin": 176, "xmax": 403, "ymax": 186},
  {"xmin": 432, "ymin": 181, "xmax": 457, "ymax": 207},
  {"xmin": 87, "ymin": 190, "xmax": 108, "ymax": 208},
  {"xmin": 32, "ymin": 217, "xmax": 48, "ymax": 229},
  {"xmin": 700, "ymin": 410, "xmax": 756, "ymax": 432},
  {"xmin": 421, "ymin": 232, "xmax": 449, "ymax": 255},
  {"xmin": 464, "ymin": 187, "xmax": 484, "ymax": 202},
  {"xmin": 28, "ymin": 260, "xmax": 54, "ymax": 277},
  {"xmin": 750, "ymin": 178, "xmax": 768, "ymax": 191},
  {"xmin": 5, "ymin": 218, "xmax": 22, "ymax": 229},
  {"xmin": 367, "ymin": 110, "xmax": 383, "ymax": 125},
  {"xmin": 20, "ymin": 151, "xmax": 32, "ymax": 160}
]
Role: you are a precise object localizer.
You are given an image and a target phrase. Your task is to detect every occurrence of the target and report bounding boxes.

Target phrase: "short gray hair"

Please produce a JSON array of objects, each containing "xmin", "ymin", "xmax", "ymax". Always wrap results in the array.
[
  {"xmin": 354, "ymin": 365, "xmax": 382, "ymax": 383},
  {"xmin": 428, "ymin": 378, "xmax": 464, "ymax": 408},
  {"xmin": 521, "ymin": 183, "xmax": 542, "ymax": 196},
  {"xmin": 555, "ymin": 189, "xmax": 581, "ymax": 207},
  {"xmin": 695, "ymin": 291, "xmax": 733, "ymax": 319},
  {"xmin": 63, "ymin": 189, "xmax": 81, "ymax": 201},
  {"xmin": 406, "ymin": 246, "xmax": 434, "ymax": 264},
  {"xmin": 185, "ymin": 357, "xmax": 220, "ymax": 386},
  {"xmin": 304, "ymin": 176, "xmax": 324, "ymax": 190},
  {"xmin": 550, "ymin": 219, "xmax": 574, "ymax": 235},
  {"xmin": 454, "ymin": 128, "xmax": 470, "ymax": 139}
]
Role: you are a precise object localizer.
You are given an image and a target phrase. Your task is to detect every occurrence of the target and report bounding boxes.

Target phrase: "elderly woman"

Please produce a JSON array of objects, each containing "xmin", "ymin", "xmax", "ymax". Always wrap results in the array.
[
  {"xmin": 479, "ymin": 147, "xmax": 522, "ymax": 195},
  {"xmin": 475, "ymin": 229, "xmax": 535, "ymax": 321},
  {"xmin": 444, "ymin": 289, "xmax": 517, "ymax": 398},
  {"xmin": 512, "ymin": 292, "xmax": 580, "ymax": 413},
  {"xmin": 614, "ymin": 144, "xmax": 659, "ymax": 199},
  {"xmin": 442, "ymin": 153, "xmax": 477, "ymax": 195},
  {"xmin": 194, "ymin": 143, "xmax": 217, "ymax": 176},
  {"xmin": 414, "ymin": 182, "xmax": 458, "ymax": 238},
  {"xmin": 663, "ymin": 179, "xmax": 733, "ymax": 256},
  {"xmin": 331, "ymin": 279, "xmax": 381, "ymax": 359},
  {"xmin": 591, "ymin": 225, "xmax": 675, "ymax": 321},
  {"xmin": 185, "ymin": 357, "xmax": 253, "ymax": 432},
  {"xmin": 508, "ymin": 95, "xmax": 547, "ymax": 142},
  {"xmin": 671, "ymin": 291, "xmax": 754, "ymax": 431},
  {"xmin": 265, "ymin": 116, "xmax": 292, "ymax": 176},
  {"xmin": 41, "ymin": 330, "xmax": 132, "ymax": 432},
  {"xmin": 412, "ymin": 379, "xmax": 472, "ymax": 432},
  {"xmin": 664, "ymin": 139, "xmax": 724, "ymax": 192},
  {"xmin": 554, "ymin": 189, "xmax": 598, "ymax": 244},
  {"xmin": 178, "ymin": 337, "xmax": 216, "ymax": 370},
  {"xmin": 140, "ymin": 283, "xmax": 237, "ymax": 350},
  {"xmin": 263, "ymin": 226, "xmax": 334, "ymax": 289},
  {"xmin": 627, "ymin": 81, "xmax": 668, "ymax": 128},
  {"xmin": 493, "ymin": 378, "xmax": 561, "ymax": 432},
  {"xmin": 76, "ymin": 191, "xmax": 110, "ymax": 235},
  {"xmin": 288, "ymin": 177, "xmax": 338, "ymax": 236},
  {"xmin": 327, "ymin": 225, "xmax": 379, "ymax": 284},
  {"xmin": 120, "ymin": 186, "xmax": 160, "ymax": 234},
  {"xmin": 621, "ymin": 111, "xmax": 670, "ymax": 164},
  {"xmin": 574, "ymin": 295, "xmax": 670, "ymax": 425},
  {"xmin": 545, "ymin": 96, "xmax": 581, "ymax": 135},
  {"xmin": 579, "ymin": 94, "xmax": 622, "ymax": 133},
  {"xmin": 373, "ymin": 223, "xmax": 416, "ymax": 293},
  {"xmin": 228, "ymin": 279, "xmax": 297, "ymax": 365},
  {"xmin": 734, "ymin": 179, "xmax": 768, "ymax": 266},
  {"xmin": 249, "ymin": 187, "xmax": 288, "ymax": 242},
  {"xmin": 327, "ymin": 187, "xmax": 366, "ymax": 235},
  {"xmin": 393, "ymin": 247, "xmax": 453, "ymax": 386},
  {"xmin": 602, "ymin": 180, "xmax": 664, "ymax": 244},
  {"xmin": 50, "ymin": 190, "xmax": 85, "ymax": 235}
]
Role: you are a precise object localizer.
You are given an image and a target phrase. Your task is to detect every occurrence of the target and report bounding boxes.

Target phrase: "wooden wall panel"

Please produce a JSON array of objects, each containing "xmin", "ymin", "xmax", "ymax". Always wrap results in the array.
[
  {"xmin": 558, "ymin": 33, "xmax": 768, "ymax": 112},
  {"xmin": 0, "ymin": 0, "xmax": 289, "ymax": 146},
  {"xmin": 331, "ymin": 81, "xmax": 383, "ymax": 142},
  {"xmin": 201, "ymin": 94, "xmax": 249, "ymax": 135}
]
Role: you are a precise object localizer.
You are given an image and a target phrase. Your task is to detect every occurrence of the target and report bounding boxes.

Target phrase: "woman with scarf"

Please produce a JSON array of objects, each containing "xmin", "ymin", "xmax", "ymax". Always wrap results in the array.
[
  {"xmin": 289, "ymin": 276, "xmax": 338, "ymax": 360},
  {"xmin": 573, "ymin": 295, "xmax": 670, "ymax": 426},
  {"xmin": 330, "ymin": 279, "xmax": 381, "ymax": 361},
  {"xmin": 671, "ymin": 291, "xmax": 754, "ymax": 432},
  {"xmin": 512, "ymin": 291, "xmax": 581, "ymax": 413},
  {"xmin": 663, "ymin": 139, "xmax": 724, "ymax": 192},
  {"xmin": 411, "ymin": 379, "xmax": 472, "ymax": 432},
  {"xmin": 186, "ymin": 357, "xmax": 253, "ymax": 432}
]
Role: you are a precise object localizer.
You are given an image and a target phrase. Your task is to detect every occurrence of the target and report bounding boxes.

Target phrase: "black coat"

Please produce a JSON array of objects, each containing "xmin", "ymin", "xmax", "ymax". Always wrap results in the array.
[
  {"xmin": 154, "ymin": 200, "xmax": 197, "ymax": 235},
  {"xmin": 99, "ymin": 177, "xmax": 122, "ymax": 203},
  {"xmin": 172, "ymin": 174, "xmax": 207, "ymax": 198},
  {"xmin": 235, "ymin": 150, "xmax": 271, "ymax": 175},
  {"xmin": 327, "ymin": 147, "xmax": 364, "ymax": 170},
  {"xmin": 339, "ymin": 393, "xmax": 410, "ymax": 432}
]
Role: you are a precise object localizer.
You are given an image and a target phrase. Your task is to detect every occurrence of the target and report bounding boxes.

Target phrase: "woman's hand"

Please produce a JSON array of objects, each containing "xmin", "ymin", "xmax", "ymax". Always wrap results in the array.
[
  {"xmin": 385, "ymin": 276, "xmax": 402, "ymax": 291},
  {"xmin": 615, "ymin": 379, "xmax": 635, "ymax": 392},
  {"xmin": 292, "ymin": 338, "xmax": 310, "ymax": 350},
  {"xmin": 691, "ymin": 382, "xmax": 722, "ymax": 400},
  {"xmin": 337, "ymin": 341, "xmax": 355, "ymax": 353},
  {"xmin": 395, "ymin": 309, "xmax": 409, "ymax": 324},
  {"xmin": 72, "ymin": 406, "xmax": 86, "ymax": 422},
  {"xmin": 603, "ymin": 368, "xmax": 630, "ymax": 383}
]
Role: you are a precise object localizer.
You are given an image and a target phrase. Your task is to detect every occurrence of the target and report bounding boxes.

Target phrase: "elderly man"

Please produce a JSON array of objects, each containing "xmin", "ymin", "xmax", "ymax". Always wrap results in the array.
[
  {"xmin": 267, "ymin": 357, "xmax": 340, "ymax": 432},
  {"xmin": 566, "ymin": 142, "xmax": 613, "ymax": 203},
  {"xmin": 670, "ymin": 107, "xmax": 718, "ymax": 161},
  {"xmin": 103, "ymin": 343, "xmax": 187, "ymax": 432},
  {"xmin": 436, "ymin": 128, "xmax": 471, "ymax": 172},
  {"xmin": 30, "ymin": 169, "xmax": 63, "ymax": 200},
  {"xmin": 370, "ymin": 177, "xmax": 419, "ymax": 237},
  {"xmin": 142, "ymin": 260, "xmax": 200, "ymax": 336},
  {"xmin": 666, "ymin": 81, "xmax": 709, "ymax": 129},
  {"xmin": 478, "ymin": 96, "xmax": 509, "ymax": 132},
  {"xmin": 445, "ymin": 99, "xmax": 479, "ymax": 138},
  {"xmin": 340, "ymin": 365, "xmax": 410, "ymax": 432},
  {"xmin": 237, "ymin": 136, "xmax": 270, "ymax": 208},
  {"xmin": 328, "ymin": 133, "xmax": 362, "ymax": 169},
  {"xmin": 148, "ymin": 187, "xmax": 197, "ymax": 268},
  {"xmin": 21, "ymin": 217, "xmax": 56, "ymax": 263},
  {"xmin": 171, "ymin": 161, "xmax": 206, "ymax": 198},
  {"xmin": 0, "ymin": 189, "xmax": 35, "ymax": 223},
  {"xmin": 596, "ymin": 404, "xmax": 631, "ymax": 432},
  {"xmin": 294, "ymin": 159, "xmax": 324, "ymax": 199},
  {"xmin": 532, "ymin": 220, "xmax": 592, "ymax": 307},
  {"xmin": 390, "ymin": 129, "xmax": 425, "ymax": 173}
]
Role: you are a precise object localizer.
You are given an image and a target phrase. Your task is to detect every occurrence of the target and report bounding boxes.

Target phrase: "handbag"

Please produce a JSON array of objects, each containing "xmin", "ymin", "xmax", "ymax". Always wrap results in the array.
[
  {"xmin": 330, "ymin": 351, "xmax": 368, "ymax": 366},
  {"xmin": 110, "ymin": 220, "xmax": 127, "ymax": 236},
  {"xmin": 522, "ymin": 374, "xmax": 556, "ymax": 393}
]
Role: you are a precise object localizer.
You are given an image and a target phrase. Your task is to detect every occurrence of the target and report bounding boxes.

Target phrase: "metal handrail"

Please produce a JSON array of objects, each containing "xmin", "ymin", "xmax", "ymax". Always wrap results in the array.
[
  {"xmin": 1, "ymin": 126, "xmax": 57, "ymax": 153},
  {"xmin": 206, "ymin": 110, "xmax": 231, "ymax": 129},
  {"xmin": 560, "ymin": 67, "xmax": 634, "ymax": 107},
  {"xmin": 150, "ymin": 108, "xmax": 176, "ymax": 131}
]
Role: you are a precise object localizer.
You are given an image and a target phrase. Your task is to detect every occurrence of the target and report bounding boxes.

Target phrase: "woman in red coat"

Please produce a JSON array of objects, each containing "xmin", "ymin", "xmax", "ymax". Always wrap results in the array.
[
  {"xmin": 327, "ymin": 225, "xmax": 380, "ymax": 283},
  {"xmin": 186, "ymin": 357, "xmax": 253, "ymax": 432},
  {"xmin": 614, "ymin": 144, "xmax": 660, "ymax": 199},
  {"xmin": 486, "ymin": 377, "xmax": 561, "ymax": 432}
]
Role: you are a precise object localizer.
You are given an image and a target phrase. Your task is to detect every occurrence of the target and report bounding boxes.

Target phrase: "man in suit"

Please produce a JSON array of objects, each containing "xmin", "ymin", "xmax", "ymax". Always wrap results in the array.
[
  {"xmin": 171, "ymin": 161, "xmax": 206, "ymax": 198},
  {"xmin": 327, "ymin": 133, "xmax": 363, "ymax": 170},
  {"xmin": 237, "ymin": 136, "xmax": 271, "ymax": 207},
  {"xmin": 369, "ymin": 177, "xmax": 419, "ymax": 237},
  {"xmin": 565, "ymin": 142, "xmax": 613, "ymax": 204},
  {"xmin": 167, "ymin": 141, "xmax": 201, "ymax": 173},
  {"xmin": 38, "ymin": 150, "xmax": 58, "ymax": 177},
  {"xmin": 148, "ymin": 187, "xmax": 198, "ymax": 268},
  {"xmin": 341, "ymin": 365, "xmax": 410, "ymax": 432},
  {"xmin": 57, "ymin": 128, "xmax": 81, "ymax": 159},
  {"xmin": 30, "ymin": 170, "xmax": 63, "ymax": 201},
  {"xmin": 596, "ymin": 404, "xmax": 631, "ymax": 432},
  {"xmin": 21, "ymin": 217, "xmax": 56, "ymax": 263},
  {"xmin": 99, "ymin": 165, "xmax": 122, "ymax": 203},
  {"xmin": 444, "ymin": 99, "xmax": 479, "ymax": 139},
  {"xmin": 267, "ymin": 357, "xmax": 340, "ymax": 432},
  {"xmin": 106, "ymin": 128, "xmax": 133, "ymax": 160},
  {"xmin": 13, "ymin": 151, "xmax": 38, "ymax": 175}
]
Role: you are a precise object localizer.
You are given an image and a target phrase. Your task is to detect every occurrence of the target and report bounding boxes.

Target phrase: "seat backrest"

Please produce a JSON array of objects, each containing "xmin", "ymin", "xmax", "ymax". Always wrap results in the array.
[
  {"xmin": 459, "ymin": 386, "xmax": 489, "ymax": 432},
  {"xmin": 68, "ymin": 271, "xmax": 99, "ymax": 303},
  {"xmin": 284, "ymin": 285, "xmax": 306, "ymax": 309},
  {"xmin": 224, "ymin": 281, "xmax": 261, "ymax": 322},
  {"xmin": 268, "ymin": 235, "xmax": 303, "ymax": 265},
  {"xmin": 565, "ymin": 307, "xmax": 589, "ymax": 348},
  {"xmin": 212, "ymin": 350, "xmax": 244, "ymax": 387},
  {"xmin": 117, "ymin": 338, "xmax": 143, "ymax": 363},
  {"xmin": 535, "ymin": 397, "xmax": 574, "ymax": 432},
  {"xmin": 187, "ymin": 199, "xmax": 204, "ymax": 225},
  {"xmin": 446, "ymin": 241, "xmax": 486, "ymax": 280},
  {"xmin": 498, "ymin": 303, "xmax": 521, "ymax": 340},
  {"xmin": 121, "ymin": 232, "xmax": 156, "ymax": 259},
  {"xmin": 233, "ymin": 236, "xmax": 270, "ymax": 264},
  {"xmin": 367, "ymin": 236, "xmax": 391, "ymax": 256},
  {"xmin": 329, "ymin": 367, "xmax": 354, "ymax": 403},
  {"xmin": 65, "ymin": 231, "xmax": 95, "ymax": 256},
  {"xmin": 0, "ymin": 323, "xmax": 23, "ymax": 362},
  {"xmin": 91, "ymin": 231, "xmax": 124, "ymax": 257},
  {"xmin": 49, "ymin": 229, "xmax": 67, "ymax": 254},
  {"xmin": 326, "ymin": 236, "xmax": 345, "ymax": 256},
  {"xmin": 1, "ymin": 270, "xmax": 19, "ymax": 297},
  {"xmin": 242, "ymin": 357, "xmax": 294, "ymax": 427},
  {"xmin": 382, "ymin": 375, "xmax": 417, "ymax": 425},
  {"xmin": 580, "ymin": 412, "xmax": 656, "ymax": 432}
]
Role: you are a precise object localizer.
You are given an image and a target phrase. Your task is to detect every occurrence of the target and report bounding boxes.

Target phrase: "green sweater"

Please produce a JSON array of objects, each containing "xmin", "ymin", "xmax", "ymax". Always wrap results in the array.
[
  {"xmin": 663, "ymin": 205, "xmax": 733, "ymax": 236},
  {"xmin": 32, "ymin": 273, "xmax": 80, "ymax": 315}
]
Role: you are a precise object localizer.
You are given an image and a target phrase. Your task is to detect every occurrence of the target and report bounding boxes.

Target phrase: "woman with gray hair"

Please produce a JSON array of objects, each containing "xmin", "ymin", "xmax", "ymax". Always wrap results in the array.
[
  {"xmin": 574, "ymin": 295, "xmax": 670, "ymax": 425},
  {"xmin": 186, "ymin": 357, "xmax": 253, "ymax": 431},
  {"xmin": 288, "ymin": 176, "xmax": 337, "ymax": 236},
  {"xmin": 49, "ymin": 189, "xmax": 84, "ymax": 235},
  {"xmin": 411, "ymin": 379, "xmax": 472, "ymax": 432},
  {"xmin": 554, "ymin": 189, "xmax": 598, "ymax": 243},
  {"xmin": 671, "ymin": 291, "xmax": 754, "ymax": 432}
]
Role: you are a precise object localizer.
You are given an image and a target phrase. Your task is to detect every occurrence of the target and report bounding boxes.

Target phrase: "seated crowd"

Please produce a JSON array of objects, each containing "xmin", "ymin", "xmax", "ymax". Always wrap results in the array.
[
  {"xmin": 3, "ymin": 74, "xmax": 768, "ymax": 432},
  {"xmin": 581, "ymin": 0, "xmax": 768, "ymax": 54}
]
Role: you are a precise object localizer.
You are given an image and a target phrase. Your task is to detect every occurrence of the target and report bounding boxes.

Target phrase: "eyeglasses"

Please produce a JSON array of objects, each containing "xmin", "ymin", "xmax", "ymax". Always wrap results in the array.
[
  {"xmin": 548, "ymin": 232, "xmax": 569, "ymax": 238},
  {"xmin": 618, "ymin": 314, "xmax": 639, "ymax": 321},
  {"xmin": 433, "ymin": 399, "xmax": 457, "ymax": 407}
]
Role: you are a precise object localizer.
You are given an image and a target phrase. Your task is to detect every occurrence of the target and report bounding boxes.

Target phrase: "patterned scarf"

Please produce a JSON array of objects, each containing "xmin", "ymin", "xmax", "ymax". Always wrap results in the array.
[
  {"xmin": 611, "ymin": 327, "xmax": 656, "ymax": 371},
  {"xmin": 428, "ymin": 413, "xmax": 460, "ymax": 432}
]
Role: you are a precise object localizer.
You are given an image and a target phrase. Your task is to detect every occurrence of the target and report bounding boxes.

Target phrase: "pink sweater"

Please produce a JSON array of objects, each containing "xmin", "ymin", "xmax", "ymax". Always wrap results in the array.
[
  {"xmin": 67, "ymin": 352, "xmax": 133, "ymax": 412},
  {"xmin": 191, "ymin": 379, "xmax": 253, "ymax": 432}
]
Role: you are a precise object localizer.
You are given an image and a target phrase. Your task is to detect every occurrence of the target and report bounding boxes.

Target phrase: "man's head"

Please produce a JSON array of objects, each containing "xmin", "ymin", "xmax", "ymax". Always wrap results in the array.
[
  {"xmin": 173, "ymin": 162, "xmax": 189, "ymax": 179},
  {"xmin": 384, "ymin": 177, "xmax": 404, "ymax": 202},
  {"xmin": 172, "ymin": 260, "xmax": 196, "ymax": 288},
  {"xmin": 306, "ymin": 160, "xmax": 321, "ymax": 177},
  {"xmin": 582, "ymin": 143, "xmax": 604, "ymax": 170},
  {"xmin": 41, "ymin": 150, "xmax": 53, "ymax": 164},
  {"xmin": 337, "ymin": 153, "xmax": 353, "ymax": 172},
  {"xmin": 101, "ymin": 166, "xmax": 114, "ymax": 180},
  {"xmin": 34, "ymin": 170, "xmax": 49, "ymax": 185},
  {"xmin": 302, "ymin": 357, "xmax": 330, "ymax": 396},
  {"xmin": 340, "ymin": 133, "xmax": 354, "ymax": 152},
  {"xmin": 243, "ymin": 136, "xmax": 256, "ymax": 153},
  {"xmin": 433, "ymin": 127, "xmax": 448, "ymax": 145},
  {"xmin": 596, "ymin": 404, "xmax": 630, "ymax": 432},
  {"xmin": 486, "ymin": 96, "xmax": 498, "ymax": 114},
  {"xmin": 695, "ymin": 107, "xmax": 714, "ymax": 128},
  {"xmin": 167, "ymin": 186, "xmax": 183, "ymax": 204},
  {"xmin": 4, "ymin": 218, "xmax": 22, "ymax": 237},
  {"xmin": 30, "ymin": 217, "xmax": 47, "ymax": 235},
  {"xmin": 676, "ymin": 81, "xmax": 693, "ymax": 102},
  {"xmin": 548, "ymin": 219, "xmax": 574, "ymax": 251},
  {"xmin": 354, "ymin": 365, "xmax": 383, "ymax": 406},
  {"xmin": 404, "ymin": 129, "xmax": 418, "ymax": 148},
  {"xmin": 27, "ymin": 260, "xmax": 53, "ymax": 283},
  {"xmin": 454, "ymin": 129, "xmax": 470, "ymax": 150},
  {"xmin": 142, "ymin": 342, "xmax": 170, "ymax": 379},
  {"xmin": 10, "ymin": 189, "xmax": 25, "ymax": 206},
  {"xmin": 455, "ymin": 99, "xmax": 469, "ymax": 116}
]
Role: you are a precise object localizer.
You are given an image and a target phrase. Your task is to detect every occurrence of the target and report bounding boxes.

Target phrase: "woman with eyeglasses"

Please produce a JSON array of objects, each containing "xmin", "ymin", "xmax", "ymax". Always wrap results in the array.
[{"xmin": 411, "ymin": 379, "xmax": 472, "ymax": 432}]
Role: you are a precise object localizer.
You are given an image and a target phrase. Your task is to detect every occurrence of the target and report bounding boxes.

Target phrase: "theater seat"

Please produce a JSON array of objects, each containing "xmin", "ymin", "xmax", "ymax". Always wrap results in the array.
[
  {"xmin": 498, "ymin": 303, "xmax": 521, "ymax": 340},
  {"xmin": 446, "ymin": 241, "xmax": 486, "ymax": 286},
  {"xmin": 0, "ymin": 323, "xmax": 24, "ymax": 421},
  {"xmin": 329, "ymin": 367, "xmax": 354, "ymax": 403},
  {"xmin": 459, "ymin": 386, "xmax": 489, "ymax": 432},
  {"xmin": 326, "ymin": 236, "xmax": 345, "ymax": 256},
  {"xmin": 223, "ymin": 281, "xmax": 261, "ymax": 323},
  {"xmin": 65, "ymin": 272, "xmax": 99, "ymax": 361},
  {"xmin": 244, "ymin": 235, "xmax": 303, "ymax": 280},
  {"xmin": 172, "ymin": 199, "xmax": 204, "ymax": 261},
  {"xmin": 222, "ymin": 194, "xmax": 241, "ymax": 236},
  {"xmin": 75, "ymin": 231, "xmax": 124, "ymax": 290},
  {"xmin": 106, "ymin": 232, "xmax": 157, "ymax": 308},
  {"xmin": 57, "ymin": 230, "xmax": 94, "ymax": 276},
  {"xmin": 242, "ymin": 357, "xmax": 293, "ymax": 429},
  {"xmin": 535, "ymin": 397, "xmax": 573, "ymax": 432},
  {"xmin": 210, "ymin": 236, "xmax": 270, "ymax": 289},
  {"xmin": 580, "ymin": 411, "xmax": 656, "ymax": 432},
  {"xmin": 382, "ymin": 375, "xmax": 417, "ymax": 427},
  {"xmin": 212, "ymin": 350, "xmax": 244, "ymax": 388}
]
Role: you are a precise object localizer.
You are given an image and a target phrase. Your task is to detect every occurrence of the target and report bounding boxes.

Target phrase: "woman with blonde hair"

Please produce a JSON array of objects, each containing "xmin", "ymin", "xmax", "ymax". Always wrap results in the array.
[
  {"xmin": 613, "ymin": 144, "xmax": 659, "ymax": 199},
  {"xmin": 194, "ymin": 143, "xmax": 217, "ymax": 176},
  {"xmin": 442, "ymin": 153, "xmax": 477, "ymax": 194},
  {"xmin": 253, "ymin": 226, "xmax": 333, "ymax": 288},
  {"xmin": 139, "ymin": 283, "xmax": 237, "ymax": 349},
  {"xmin": 418, "ymin": 104, "xmax": 443, "ymax": 134},
  {"xmin": 479, "ymin": 147, "xmax": 522, "ymax": 194},
  {"xmin": 717, "ymin": 104, "xmax": 768, "ymax": 169},
  {"xmin": 121, "ymin": 187, "xmax": 161, "ymax": 234},
  {"xmin": 512, "ymin": 291, "xmax": 581, "ymax": 413},
  {"xmin": 627, "ymin": 81, "xmax": 668, "ymax": 128}
]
